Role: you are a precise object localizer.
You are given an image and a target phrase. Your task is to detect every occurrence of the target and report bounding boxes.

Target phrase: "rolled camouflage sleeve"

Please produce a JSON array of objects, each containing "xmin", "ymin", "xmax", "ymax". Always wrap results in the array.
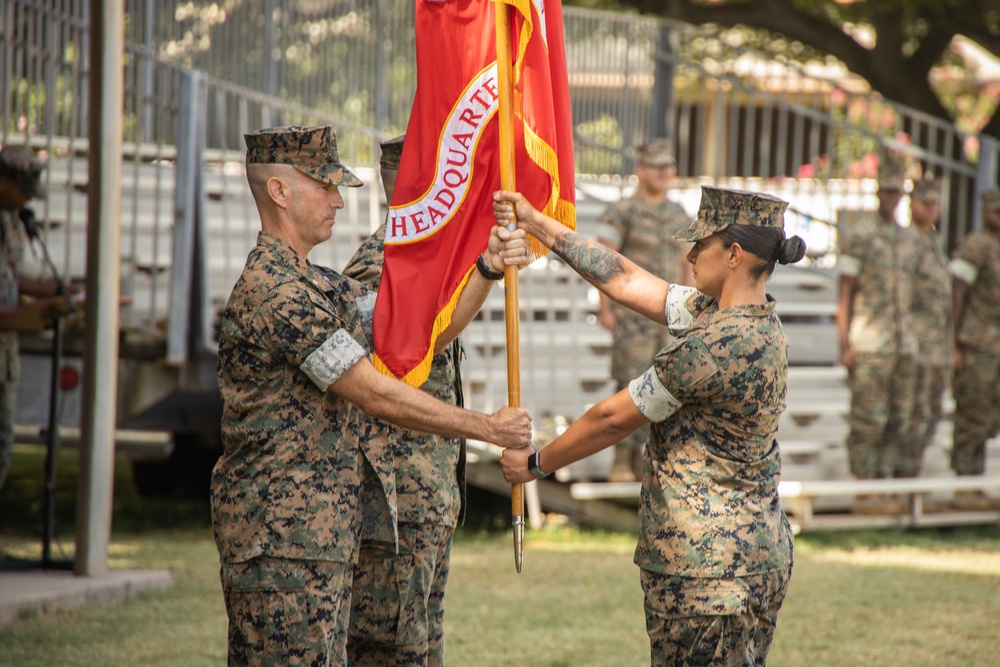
[
  {"xmin": 301, "ymin": 329, "xmax": 368, "ymax": 392},
  {"xmin": 664, "ymin": 284, "xmax": 698, "ymax": 335},
  {"xmin": 629, "ymin": 366, "xmax": 683, "ymax": 422},
  {"xmin": 837, "ymin": 226, "xmax": 865, "ymax": 277},
  {"xmin": 949, "ymin": 235, "xmax": 987, "ymax": 285},
  {"xmin": 948, "ymin": 257, "xmax": 977, "ymax": 284},
  {"xmin": 838, "ymin": 255, "xmax": 862, "ymax": 277}
]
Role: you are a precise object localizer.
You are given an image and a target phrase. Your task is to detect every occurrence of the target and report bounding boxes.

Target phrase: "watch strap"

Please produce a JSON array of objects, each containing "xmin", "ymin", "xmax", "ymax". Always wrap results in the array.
[
  {"xmin": 528, "ymin": 450, "xmax": 550, "ymax": 479},
  {"xmin": 476, "ymin": 253, "xmax": 504, "ymax": 281}
]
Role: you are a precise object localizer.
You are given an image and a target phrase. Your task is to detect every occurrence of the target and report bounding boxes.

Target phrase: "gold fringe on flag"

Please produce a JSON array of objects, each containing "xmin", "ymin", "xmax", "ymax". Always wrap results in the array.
[{"xmin": 373, "ymin": 263, "xmax": 477, "ymax": 387}]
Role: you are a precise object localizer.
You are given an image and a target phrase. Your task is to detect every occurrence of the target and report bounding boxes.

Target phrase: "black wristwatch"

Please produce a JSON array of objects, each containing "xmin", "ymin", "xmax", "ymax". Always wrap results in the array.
[
  {"xmin": 476, "ymin": 253, "xmax": 505, "ymax": 281},
  {"xmin": 528, "ymin": 450, "xmax": 550, "ymax": 479}
]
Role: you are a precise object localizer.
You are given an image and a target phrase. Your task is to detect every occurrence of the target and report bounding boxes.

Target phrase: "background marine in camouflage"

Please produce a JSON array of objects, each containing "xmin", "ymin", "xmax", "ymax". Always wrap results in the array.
[
  {"xmin": 0, "ymin": 147, "xmax": 61, "ymax": 494},
  {"xmin": 493, "ymin": 184, "xmax": 805, "ymax": 667},
  {"xmin": 947, "ymin": 187, "xmax": 1000, "ymax": 510},
  {"xmin": 901, "ymin": 176, "xmax": 952, "ymax": 479},
  {"xmin": 836, "ymin": 157, "xmax": 920, "ymax": 513},
  {"xmin": 211, "ymin": 126, "xmax": 533, "ymax": 666},
  {"xmin": 596, "ymin": 137, "xmax": 691, "ymax": 483}
]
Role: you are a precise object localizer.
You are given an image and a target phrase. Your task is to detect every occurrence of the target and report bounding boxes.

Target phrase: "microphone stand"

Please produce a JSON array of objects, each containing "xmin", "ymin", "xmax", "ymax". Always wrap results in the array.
[{"xmin": 20, "ymin": 207, "xmax": 75, "ymax": 570}]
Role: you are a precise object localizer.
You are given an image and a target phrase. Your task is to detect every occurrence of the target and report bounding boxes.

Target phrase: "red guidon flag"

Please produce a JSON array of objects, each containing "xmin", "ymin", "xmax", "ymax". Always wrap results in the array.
[{"xmin": 373, "ymin": 0, "xmax": 576, "ymax": 386}]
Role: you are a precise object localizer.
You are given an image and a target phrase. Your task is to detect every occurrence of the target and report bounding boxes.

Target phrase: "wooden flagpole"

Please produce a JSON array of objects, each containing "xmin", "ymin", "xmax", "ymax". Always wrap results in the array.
[{"xmin": 494, "ymin": 0, "xmax": 524, "ymax": 573}]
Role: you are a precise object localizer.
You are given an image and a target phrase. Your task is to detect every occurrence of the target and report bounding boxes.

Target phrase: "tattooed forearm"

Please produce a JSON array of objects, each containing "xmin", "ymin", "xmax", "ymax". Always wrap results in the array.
[{"xmin": 552, "ymin": 232, "xmax": 626, "ymax": 286}]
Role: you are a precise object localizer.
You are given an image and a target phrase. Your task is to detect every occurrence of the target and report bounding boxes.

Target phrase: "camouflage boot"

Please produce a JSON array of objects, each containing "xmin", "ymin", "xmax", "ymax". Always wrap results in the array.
[
  {"xmin": 951, "ymin": 490, "xmax": 1000, "ymax": 511},
  {"xmin": 852, "ymin": 494, "xmax": 907, "ymax": 515},
  {"xmin": 630, "ymin": 444, "xmax": 645, "ymax": 481},
  {"xmin": 608, "ymin": 444, "xmax": 637, "ymax": 483}
]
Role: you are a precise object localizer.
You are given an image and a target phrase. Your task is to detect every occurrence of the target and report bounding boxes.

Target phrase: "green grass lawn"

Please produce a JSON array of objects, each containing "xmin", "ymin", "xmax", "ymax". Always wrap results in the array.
[{"xmin": 2, "ymin": 446, "xmax": 999, "ymax": 666}]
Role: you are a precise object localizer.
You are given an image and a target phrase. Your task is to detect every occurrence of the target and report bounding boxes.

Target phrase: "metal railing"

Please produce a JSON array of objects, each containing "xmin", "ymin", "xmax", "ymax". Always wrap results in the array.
[{"xmin": 7, "ymin": 3, "xmax": 996, "ymax": 185}]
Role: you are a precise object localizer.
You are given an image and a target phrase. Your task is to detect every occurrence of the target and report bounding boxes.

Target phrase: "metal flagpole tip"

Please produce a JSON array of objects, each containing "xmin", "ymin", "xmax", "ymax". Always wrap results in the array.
[{"xmin": 513, "ymin": 515, "xmax": 524, "ymax": 573}]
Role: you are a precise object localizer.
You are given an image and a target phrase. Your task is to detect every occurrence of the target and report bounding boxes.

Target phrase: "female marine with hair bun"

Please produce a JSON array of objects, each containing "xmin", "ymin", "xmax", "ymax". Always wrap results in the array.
[{"xmin": 493, "ymin": 185, "xmax": 806, "ymax": 666}]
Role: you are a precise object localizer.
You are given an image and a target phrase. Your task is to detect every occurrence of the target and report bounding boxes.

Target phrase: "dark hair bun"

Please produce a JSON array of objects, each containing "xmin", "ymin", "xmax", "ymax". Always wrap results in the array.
[{"xmin": 776, "ymin": 235, "xmax": 807, "ymax": 265}]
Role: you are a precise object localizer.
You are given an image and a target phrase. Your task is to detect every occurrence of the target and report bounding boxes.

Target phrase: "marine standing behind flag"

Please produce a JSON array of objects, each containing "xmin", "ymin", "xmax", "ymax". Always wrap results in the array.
[
  {"xmin": 373, "ymin": 0, "xmax": 576, "ymax": 387},
  {"xmin": 344, "ymin": 137, "xmax": 474, "ymax": 666}
]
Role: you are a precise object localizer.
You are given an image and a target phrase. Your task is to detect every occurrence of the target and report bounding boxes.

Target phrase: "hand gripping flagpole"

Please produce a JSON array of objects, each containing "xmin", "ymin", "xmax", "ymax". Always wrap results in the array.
[{"xmin": 495, "ymin": 0, "xmax": 524, "ymax": 573}]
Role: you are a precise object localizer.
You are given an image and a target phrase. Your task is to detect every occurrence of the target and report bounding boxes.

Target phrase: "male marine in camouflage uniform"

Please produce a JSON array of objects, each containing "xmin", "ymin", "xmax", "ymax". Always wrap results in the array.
[
  {"xmin": 343, "ymin": 136, "xmax": 470, "ymax": 666},
  {"xmin": 948, "ymin": 187, "xmax": 1000, "ymax": 509},
  {"xmin": 899, "ymin": 176, "xmax": 952, "ymax": 477},
  {"xmin": 596, "ymin": 138, "xmax": 691, "ymax": 482},
  {"xmin": 0, "ymin": 147, "xmax": 50, "ymax": 492},
  {"xmin": 212, "ymin": 126, "xmax": 531, "ymax": 666},
  {"xmin": 836, "ymin": 159, "xmax": 920, "ymax": 511}
]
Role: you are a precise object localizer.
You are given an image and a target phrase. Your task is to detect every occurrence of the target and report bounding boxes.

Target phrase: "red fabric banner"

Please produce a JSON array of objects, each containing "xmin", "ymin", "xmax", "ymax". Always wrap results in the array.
[{"xmin": 373, "ymin": 0, "xmax": 576, "ymax": 386}]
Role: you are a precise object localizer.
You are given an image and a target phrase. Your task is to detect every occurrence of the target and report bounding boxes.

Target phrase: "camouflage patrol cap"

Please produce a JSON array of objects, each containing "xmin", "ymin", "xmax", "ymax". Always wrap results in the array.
[
  {"xmin": 635, "ymin": 138, "xmax": 676, "ymax": 167},
  {"xmin": 980, "ymin": 187, "xmax": 1000, "ymax": 211},
  {"xmin": 877, "ymin": 157, "xmax": 907, "ymax": 191},
  {"xmin": 0, "ymin": 147, "xmax": 46, "ymax": 198},
  {"xmin": 380, "ymin": 135, "xmax": 405, "ymax": 171},
  {"xmin": 674, "ymin": 186, "xmax": 787, "ymax": 242},
  {"xmin": 910, "ymin": 177, "xmax": 942, "ymax": 202},
  {"xmin": 244, "ymin": 126, "xmax": 362, "ymax": 187}
]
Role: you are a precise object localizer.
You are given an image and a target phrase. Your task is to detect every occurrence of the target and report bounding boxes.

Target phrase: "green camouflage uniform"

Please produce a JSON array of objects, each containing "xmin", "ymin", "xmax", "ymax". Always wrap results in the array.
[
  {"xmin": 630, "ymin": 283, "xmax": 794, "ymax": 667},
  {"xmin": 948, "ymin": 229, "xmax": 1000, "ymax": 475},
  {"xmin": 598, "ymin": 195, "xmax": 690, "ymax": 469},
  {"xmin": 900, "ymin": 230, "xmax": 952, "ymax": 477},
  {"xmin": 213, "ymin": 126, "xmax": 377, "ymax": 666},
  {"xmin": 0, "ymin": 148, "xmax": 43, "ymax": 493},
  {"xmin": 838, "ymin": 212, "xmax": 921, "ymax": 479},
  {"xmin": 343, "ymin": 223, "xmax": 466, "ymax": 667},
  {"xmin": 214, "ymin": 232, "xmax": 393, "ymax": 666},
  {"xmin": 0, "ymin": 210, "xmax": 24, "ymax": 491}
]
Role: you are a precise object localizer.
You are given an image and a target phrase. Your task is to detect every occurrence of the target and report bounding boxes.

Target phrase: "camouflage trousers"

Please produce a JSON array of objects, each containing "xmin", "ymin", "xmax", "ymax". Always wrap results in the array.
[
  {"xmin": 898, "ymin": 363, "xmax": 950, "ymax": 478},
  {"xmin": 845, "ymin": 353, "xmax": 917, "ymax": 479},
  {"xmin": 220, "ymin": 557, "xmax": 353, "ymax": 667},
  {"xmin": 347, "ymin": 522, "xmax": 455, "ymax": 667},
  {"xmin": 640, "ymin": 565, "xmax": 792, "ymax": 667},
  {"xmin": 951, "ymin": 349, "xmax": 1000, "ymax": 475},
  {"xmin": 0, "ymin": 379, "xmax": 15, "ymax": 491}
]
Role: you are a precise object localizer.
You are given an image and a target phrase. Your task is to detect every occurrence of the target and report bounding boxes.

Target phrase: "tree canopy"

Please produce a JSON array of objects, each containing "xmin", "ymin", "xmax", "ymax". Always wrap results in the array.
[{"xmin": 582, "ymin": 0, "xmax": 1000, "ymax": 139}]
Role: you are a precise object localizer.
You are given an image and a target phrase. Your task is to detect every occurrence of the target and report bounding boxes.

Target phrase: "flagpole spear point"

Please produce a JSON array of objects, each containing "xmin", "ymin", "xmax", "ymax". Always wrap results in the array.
[{"xmin": 513, "ymin": 515, "xmax": 524, "ymax": 573}]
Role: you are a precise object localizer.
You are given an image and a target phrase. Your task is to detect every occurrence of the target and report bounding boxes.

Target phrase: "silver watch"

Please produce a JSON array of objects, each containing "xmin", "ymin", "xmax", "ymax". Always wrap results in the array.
[{"xmin": 528, "ymin": 450, "xmax": 550, "ymax": 479}]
